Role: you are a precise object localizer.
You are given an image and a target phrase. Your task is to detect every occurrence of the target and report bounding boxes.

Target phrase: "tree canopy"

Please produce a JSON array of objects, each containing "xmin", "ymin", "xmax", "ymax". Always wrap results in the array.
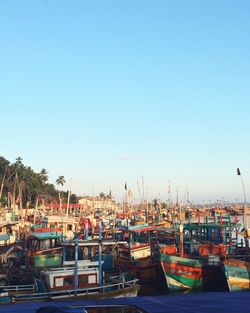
[{"xmin": 0, "ymin": 156, "xmax": 61, "ymax": 207}]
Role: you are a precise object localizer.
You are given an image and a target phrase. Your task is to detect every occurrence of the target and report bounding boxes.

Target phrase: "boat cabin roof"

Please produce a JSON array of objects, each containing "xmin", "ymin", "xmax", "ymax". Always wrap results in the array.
[
  {"xmin": 61, "ymin": 240, "xmax": 126, "ymax": 247},
  {"xmin": 29, "ymin": 234, "xmax": 65, "ymax": 240},
  {"xmin": 183, "ymin": 222, "xmax": 240, "ymax": 230},
  {"xmin": 120, "ymin": 242, "xmax": 151, "ymax": 251}
]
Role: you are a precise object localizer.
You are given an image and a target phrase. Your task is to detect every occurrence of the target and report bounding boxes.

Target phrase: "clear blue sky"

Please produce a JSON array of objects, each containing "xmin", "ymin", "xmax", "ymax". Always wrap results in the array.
[{"xmin": 0, "ymin": 0, "xmax": 250, "ymax": 204}]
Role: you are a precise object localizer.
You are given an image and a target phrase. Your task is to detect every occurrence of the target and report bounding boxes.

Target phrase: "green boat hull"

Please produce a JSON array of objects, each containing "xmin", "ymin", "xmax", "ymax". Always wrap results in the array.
[
  {"xmin": 160, "ymin": 254, "xmax": 203, "ymax": 291},
  {"xmin": 224, "ymin": 263, "xmax": 250, "ymax": 291}
]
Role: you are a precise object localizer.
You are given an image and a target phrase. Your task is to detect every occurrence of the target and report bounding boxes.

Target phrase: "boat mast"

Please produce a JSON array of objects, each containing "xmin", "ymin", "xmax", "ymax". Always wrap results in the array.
[
  {"xmin": 98, "ymin": 220, "xmax": 103, "ymax": 287},
  {"xmin": 142, "ymin": 176, "xmax": 148, "ymax": 223},
  {"xmin": 237, "ymin": 168, "xmax": 247, "ymax": 229},
  {"xmin": 168, "ymin": 179, "xmax": 171, "ymax": 209},
  {"xmin": 66, "ymin": 177, "xmax": 72, "ymax": 218},
  {"xmin": 0, "ymin": 166, "xmax": 7, "ymax": 208},
  {"xmin": 74, "ymin": 238, "xmax": 79, "ymax": 296},
  {"xmin": 141, "ymin": 175, "xmax": 145, "ymax": 206}
]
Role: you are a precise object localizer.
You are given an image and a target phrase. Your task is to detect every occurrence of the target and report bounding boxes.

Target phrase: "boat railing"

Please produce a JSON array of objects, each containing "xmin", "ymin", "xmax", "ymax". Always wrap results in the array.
[
  {"xmin": 104, "ymin": 275, "xmax": 133, "ymax": 285},
  {"xmin": 9, "ymin": 278, "xmax": 139, "ymax": 302},
  {"xmin": 46, "ymin": 262, "xmax": 101, "ymax": 272},
  {"xmin": 2, "ymin": 284, "xmax": 35, "ymax": 292},
  {"xmin": 62, "ymin": 260, "xmax": 101, "ymax": 268}
]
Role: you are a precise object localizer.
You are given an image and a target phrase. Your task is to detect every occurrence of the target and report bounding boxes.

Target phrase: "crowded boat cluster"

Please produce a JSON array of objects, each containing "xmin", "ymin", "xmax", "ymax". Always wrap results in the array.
[{"xmin": 0, "ymin": 194, "xmax": 250, "ymax": 304}]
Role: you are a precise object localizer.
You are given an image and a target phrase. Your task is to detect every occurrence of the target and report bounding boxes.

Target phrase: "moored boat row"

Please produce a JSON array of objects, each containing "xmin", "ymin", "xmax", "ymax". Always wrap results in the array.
[{"xmin": 0, "ymin": 196, "xmax": 250, "ymax": 305}]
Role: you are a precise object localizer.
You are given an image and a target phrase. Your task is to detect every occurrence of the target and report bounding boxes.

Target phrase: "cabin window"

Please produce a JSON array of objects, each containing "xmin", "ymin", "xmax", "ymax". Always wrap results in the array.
[
  {"xmin": 67, "ymin": 224, "xmax": 73, "ymax": 231},
  {"xmin": 78, "ymin": 274, "xmax": 97, "ymax": 285},
  {"xmin": 65, "ymin": 247, "xmax": 84, "ymax": 261},
  {"xmin": 29, "ymin": 239, "xmax": 38, "ymax": 250},
  {"xmin": 50, "ymin": 239, "xmax": 56, "ymax": 248},
  {"xmin": 211, "ymin": 228, "xmax": 220, "ymax": 242},
  {"xmin": 119, "ymin": 251, "xmax": 129, "ymax": 259},
  {"xmin": 40, "ymin": 239, "xmax": 51, "ymax": 250},
  {"xmin": 55, "ymin": 277, "xmax": 64, "ymax": 287},
  {"xmin": 78, "ymin": 275, "xmax": 88, "ymax": 285},
  {"xmin": 88, "ymin": 275, "xmax": 96, "ymax": 284},
  {"xmin": 64, "ymin": 276, "xmax": 73, "ymax": 286},
  {"xmin": 54, "ymin": 276, "xmax": 74, "ymax": 288},
  {"xmin": 201, "ymin": 228, "xmax": 208, "ymax": 240}
]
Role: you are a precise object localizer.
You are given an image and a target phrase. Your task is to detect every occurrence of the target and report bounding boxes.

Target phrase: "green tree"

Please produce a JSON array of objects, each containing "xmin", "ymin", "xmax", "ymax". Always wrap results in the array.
[
  {"xmin": 99, "ymin": 192, "xmax": 105, "ymax": 198},
  {"xmin": 70, "ymin": 193, "xmax": 78, "ymax": 204},
  {"xmin": 39, "ymin": 168, "xmax": 48, "ymax": 183},
  {"xmin": 0, "ymin": 156, "xmax": 78, "ymax": 209},
  {"xmin": 15, "ymin": 157, "xmax": 23, "ymax": 168},
  {"xmin": 56, "ymin": 176, "xmax": 66, "ymax": 188},
  {"xmin": 56, "ymin": 176, "xmax": 66, "ymax": 211}
]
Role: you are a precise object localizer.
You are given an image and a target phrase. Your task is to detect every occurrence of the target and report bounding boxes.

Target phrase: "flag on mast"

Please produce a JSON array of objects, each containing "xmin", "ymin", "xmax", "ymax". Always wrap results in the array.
[
  {"xmin": 125, "ymin": 182, "xmax": 127, "ymax": 191},
  {"xmin": 237, "ymin": 168, "xmax": 241, "ymax": 176}
]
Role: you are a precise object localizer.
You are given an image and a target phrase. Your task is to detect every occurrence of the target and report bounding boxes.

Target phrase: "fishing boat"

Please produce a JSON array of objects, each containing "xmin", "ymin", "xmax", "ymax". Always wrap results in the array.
[
  {"xmin": 0, "ymin": 220, "xmax": 18, "ymax": 247},
  {"xmin": 0, "ymin": 220, "xmax": 19, "ymax": 267},
  {"xmin": 8, "ymin": 226, "xmax": 65, "ymax": 285},
  {"xmin": 115, "ymin": 225, "xmax": 158, "ymax": 282},
  {"xmin": 159, "ymin": 216, "xmax": 239, "ymax": 292},
  {"xmin": 26, "ymin": 226, "xmax": 64, "ymax": 268},
  {"xmin": 224, "ymin": 258, "xmax": 250, "ymax": 291},
  {"xmin": 0, "ymin": 266, "xmax": 139, "ymax": 304},
  {"xmin": 160, "ymin": 252, "xmax": 203, "ymax": 291},
  {"xmin": 40, "ymin": 215, "xmax": 78, "ymax": 240},
  {"xmin": 0, "ymin": 237, "xmax": 140, "ymax": 304},
  {"xmin": 116, "ymin": 242, "xmax": 158, "ymax": 281}
]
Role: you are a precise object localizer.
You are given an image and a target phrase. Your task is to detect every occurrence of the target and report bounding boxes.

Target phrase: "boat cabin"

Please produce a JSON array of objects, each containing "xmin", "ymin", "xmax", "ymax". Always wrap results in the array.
[
  {"xmin": 0, "ymin": 221, "xmax": 18, "ymax": 246},
  {"xmin": 40, "ymin": 262, "xmax": 100, "ymax": 291},
  {"xmin": 40, "ymin": 215, "xmax": 77, "ymax": 240},
  {"xmin": 118, "ymin": 242, "xmax": 152, "ymax": 261},
  {"xmin": 26, "ymin": 227, "xmax": 64, "ymax": 268}
]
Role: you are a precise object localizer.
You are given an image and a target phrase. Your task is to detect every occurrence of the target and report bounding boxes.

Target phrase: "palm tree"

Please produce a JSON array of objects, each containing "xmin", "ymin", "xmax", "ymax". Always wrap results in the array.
[
  {"xmin": 15, "ymin": 157, "xmax": 23, "ymax": 168},
  {"xmin": 39, "ymin": 168, "xmax": 48, "ymax": 183},
  {"xmin": 56, "ymin": 175, "xmax": 66, "ymax": 187},
  {"xmin": 56, "ymin": 176, "xmax": 66, "ymax": 214},
  {"xmin": 99, "ymin": 192, "xmax": 106, "ymax": 199}
]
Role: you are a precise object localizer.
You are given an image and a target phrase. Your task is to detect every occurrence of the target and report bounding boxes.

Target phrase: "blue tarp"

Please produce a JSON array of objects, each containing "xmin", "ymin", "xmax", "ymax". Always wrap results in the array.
[{"xmin": 1, "ymin": 292, "xmax": 250, "ymax": 313}]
